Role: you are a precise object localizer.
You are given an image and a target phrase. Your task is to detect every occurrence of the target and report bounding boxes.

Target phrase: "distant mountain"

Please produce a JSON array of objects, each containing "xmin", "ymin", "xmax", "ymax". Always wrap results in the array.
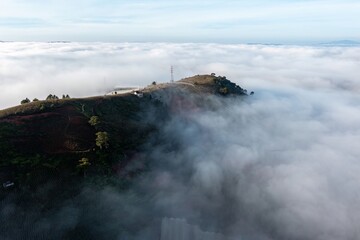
[
  {"xmin": 47, "ymin": 41, "xmax": 71, "ymax": 43},
  {"xmin": 321, "ymin": 40, "xmax": 360, "ymax": 45}
]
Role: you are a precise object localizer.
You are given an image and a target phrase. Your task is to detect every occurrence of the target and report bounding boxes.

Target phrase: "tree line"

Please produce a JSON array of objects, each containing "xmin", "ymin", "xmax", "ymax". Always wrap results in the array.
[{"xmin": 21, "ymin": 94, "xmax": 71, "ymax": 104}]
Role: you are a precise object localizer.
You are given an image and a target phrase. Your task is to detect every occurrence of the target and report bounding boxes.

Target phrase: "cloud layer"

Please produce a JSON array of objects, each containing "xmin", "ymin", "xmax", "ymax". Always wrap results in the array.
[
  {"xmin": 1, "ymin": 42, "xmax": 360, "ymax": 109},
  {"xmin": 1, "ymin": 42, "xmax": 360, "ymax": 239}
]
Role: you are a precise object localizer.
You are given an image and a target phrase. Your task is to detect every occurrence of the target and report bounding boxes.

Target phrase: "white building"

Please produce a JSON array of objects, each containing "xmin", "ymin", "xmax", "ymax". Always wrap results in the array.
[{"xmin": 106, "ymin": 87, "xmax": 139, "ymax": 95}]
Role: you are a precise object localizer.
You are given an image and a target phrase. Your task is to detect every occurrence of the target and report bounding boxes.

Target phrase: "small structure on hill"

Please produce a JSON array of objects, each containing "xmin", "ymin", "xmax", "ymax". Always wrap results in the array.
[
  {"xmin": 106, "ymin": 87, "xmax": 139, "ymax": 95},
  {"xmin": 133, "ymin": 91, "xmax": 144, "ymax": 98}
]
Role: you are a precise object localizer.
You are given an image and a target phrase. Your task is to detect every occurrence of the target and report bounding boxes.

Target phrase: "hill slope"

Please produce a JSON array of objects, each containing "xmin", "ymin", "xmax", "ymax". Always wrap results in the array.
[{"xmin": 0, "ymin": 74, "xmax": 248, "ymax": 190}]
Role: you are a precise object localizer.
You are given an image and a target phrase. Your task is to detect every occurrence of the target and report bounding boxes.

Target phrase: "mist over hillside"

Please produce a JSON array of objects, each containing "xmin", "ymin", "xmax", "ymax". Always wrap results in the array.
[{"xmin": 1, "ymin": 43, "xmax": 360, "ymax": 239}]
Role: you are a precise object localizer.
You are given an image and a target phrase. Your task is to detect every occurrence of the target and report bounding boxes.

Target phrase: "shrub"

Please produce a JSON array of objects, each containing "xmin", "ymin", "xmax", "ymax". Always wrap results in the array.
[
  {"xmin": 218, "ymin": 87, "xmax": 228, "ymax": 95},
  {"xmin": 89, "ymin": 116, "xmax": 100, "ymax": 126},
  {"xmin": 95, "ymin": 132, "xmax": 109, "ymax": 149},
  {"xmin": 77, "ymin": 158, "xmax": 91, "ymax": 168},
  {"xmin": 46, "ymin": 94, "xmax": 59, "ymax": 100},
  {"xmin": 33, "ymin": 98, "xmax": 39, "ymax": 102},
  {"xmin": 20, "ymin": 98, "xmax": 30, "ymax": 104}
]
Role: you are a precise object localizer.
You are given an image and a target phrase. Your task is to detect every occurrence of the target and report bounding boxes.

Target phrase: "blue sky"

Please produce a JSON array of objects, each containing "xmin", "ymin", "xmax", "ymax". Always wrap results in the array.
[{"xmin": 0, "ymin": 0, "xmax": 359, "ymax": 43}]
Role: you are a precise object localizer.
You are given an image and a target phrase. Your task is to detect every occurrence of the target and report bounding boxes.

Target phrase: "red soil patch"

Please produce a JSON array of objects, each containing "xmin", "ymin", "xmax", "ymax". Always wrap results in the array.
[{"xmin": 1, "ymin": 105, "xmax": 95, "ymax": 154}]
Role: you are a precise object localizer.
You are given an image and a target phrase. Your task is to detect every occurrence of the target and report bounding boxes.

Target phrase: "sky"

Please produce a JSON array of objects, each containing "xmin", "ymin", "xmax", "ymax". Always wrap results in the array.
[{"xmin": 0, "ymin": 0, "xmax": 359, "ymax": 43}]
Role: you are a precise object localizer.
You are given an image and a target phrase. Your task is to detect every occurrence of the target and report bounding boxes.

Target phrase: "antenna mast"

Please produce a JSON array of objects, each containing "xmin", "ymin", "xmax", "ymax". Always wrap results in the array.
[{"xmin": 170, "ymin": 65, "xmax": 174, "ymax": 83}]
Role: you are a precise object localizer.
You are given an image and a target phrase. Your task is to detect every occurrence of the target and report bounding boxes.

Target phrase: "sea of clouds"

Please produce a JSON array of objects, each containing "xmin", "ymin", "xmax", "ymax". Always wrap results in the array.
[
  {"xmin": 1, "ymin": 42, "xmax": 360, "ymax": 240},
  {"xmin": 1, "ymin": 42, "xmax": 359, "ymax": 109}
]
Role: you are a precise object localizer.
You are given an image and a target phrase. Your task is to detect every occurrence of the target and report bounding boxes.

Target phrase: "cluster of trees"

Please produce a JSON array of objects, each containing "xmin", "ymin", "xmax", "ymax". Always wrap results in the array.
[
  {"xmin": 46, "ymin": 94, "xmax": 70, "ymax": 100},
  {"xmin": 20, "ymin": 98, "xmax": 40, "ymax": 104},
  {"xmin": 20, "ymin": 94, "xmax": 71, "ymax": 104},
  {"xmin": 46, "ymin": 94, "xmax": 59, "ymax": 100}
]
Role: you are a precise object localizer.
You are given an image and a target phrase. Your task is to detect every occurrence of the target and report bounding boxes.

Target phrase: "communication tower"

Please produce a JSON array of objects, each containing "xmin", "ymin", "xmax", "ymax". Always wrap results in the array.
[{"xmin": 171, "ymin": 65, "xmax": 174, "ymax": 83}]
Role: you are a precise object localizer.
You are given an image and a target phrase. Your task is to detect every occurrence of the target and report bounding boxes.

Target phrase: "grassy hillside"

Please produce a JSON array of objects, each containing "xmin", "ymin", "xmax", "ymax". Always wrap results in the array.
[{"xmin": 0, "ymin": 74, "xmax": 247, "ymax": 191}]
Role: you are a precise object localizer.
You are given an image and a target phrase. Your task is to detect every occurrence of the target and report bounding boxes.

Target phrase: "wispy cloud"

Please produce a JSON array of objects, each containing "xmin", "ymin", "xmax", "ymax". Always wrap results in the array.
[{"xmin": 0, "ymin": 1, "xmax": 359, "ymax": 42}]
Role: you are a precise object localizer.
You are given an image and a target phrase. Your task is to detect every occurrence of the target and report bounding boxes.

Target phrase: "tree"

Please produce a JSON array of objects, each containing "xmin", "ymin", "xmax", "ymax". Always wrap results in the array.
[
  {"xmin": 89, "ymin": 116, "xmax": 100, "ymax": 126},
  {"xmin": 95, "ymin": 132, "xmax": 109, "ymax": 149},
  {"xmin": 33, "ymin": 98, "xmax": 39, "ymax": 102},
  {"xmin": 20, "ymin": 98, "xmax": 30, "ymax": 104},
  {"xmin": 218, "ymin": 87, "xmax": 228, "ymax": 95},
  {"xmin": 46, "ymin": 94, "xmax": 59, "ymax": 100},
  {"xmin": 77, "ymin": 157, "xmax": 91, "ymax": 168},
  {"xmin": 152, "ymin": 81, "xmax": 157, "ymax": 85},
  {"xmin": 77, "ymin": 158, "xmax": 91, "ymax": 177}
]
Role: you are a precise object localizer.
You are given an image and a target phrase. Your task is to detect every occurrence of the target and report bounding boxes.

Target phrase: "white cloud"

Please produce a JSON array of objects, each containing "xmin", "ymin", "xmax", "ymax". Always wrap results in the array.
[
  {"xmin": 141, "ymin": 84, "xmax": 360, "ymax": 239},
  {"xmin": 1, "ymin": 42, "xmax": 360, "ymax": 109}
]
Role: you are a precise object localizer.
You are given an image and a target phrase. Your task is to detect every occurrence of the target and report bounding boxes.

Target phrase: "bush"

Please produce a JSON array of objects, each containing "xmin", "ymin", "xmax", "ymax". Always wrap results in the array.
[
  {"xmin": 77, "ymin": 158, "xmax": 91, "ymax": 168},
  {"xmin": 89, "ymin": 116, "xmax": 100, "ymax": 126},
  {"xmin": 218, "ymin": 87, "xmax": 228, "ymax": 95},
  {"xmin": 95, "ymin": 132, "xmax": 109, "ymax": 149},
  {"xmin": 20, "ymin": 98, "xmax": 30, "ymax": 104},
  {"xmin": 46, "ymin": 94, "xmax": 59, "ymax": 100},
  {"xmin": 33, "ymin": 98, "xmax": 39, "ymax": 102}
]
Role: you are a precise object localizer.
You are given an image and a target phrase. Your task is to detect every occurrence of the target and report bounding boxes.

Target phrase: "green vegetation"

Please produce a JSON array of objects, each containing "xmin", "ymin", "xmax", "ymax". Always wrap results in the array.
[
  {"xmin": 214, "ymin": 76, "xmax": 247, "ymax": 96},
  {"xmin": 33, "ymin": 98, "xmax": 39, "ymax": 102},
  {"xmin": 77, "ymin": 157, "xmax": 91, "ymax": 168},
  {"xmin": 20, "ymin": 98, "xmax": 30, "ymax": 104},
  {"xmin": 219, "ymin": 87, "xmax": 228, "ymax": 95},
  {"xmin": 88, "ymin": 116, "xmax": 100, "ymax": 126},
  {"xmin": 46, "ymin": 94, "xmax": 59, "ymax": 100},
  {"xmin": 96, "ymin": 131, "xmax": 109, "ymax": 149}
]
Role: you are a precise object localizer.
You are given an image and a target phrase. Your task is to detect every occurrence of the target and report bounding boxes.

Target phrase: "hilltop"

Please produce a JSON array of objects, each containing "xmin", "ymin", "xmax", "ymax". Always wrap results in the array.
[{"xmin": 0, "ymin": 74, "xmax": 248, "ymax": 191}]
